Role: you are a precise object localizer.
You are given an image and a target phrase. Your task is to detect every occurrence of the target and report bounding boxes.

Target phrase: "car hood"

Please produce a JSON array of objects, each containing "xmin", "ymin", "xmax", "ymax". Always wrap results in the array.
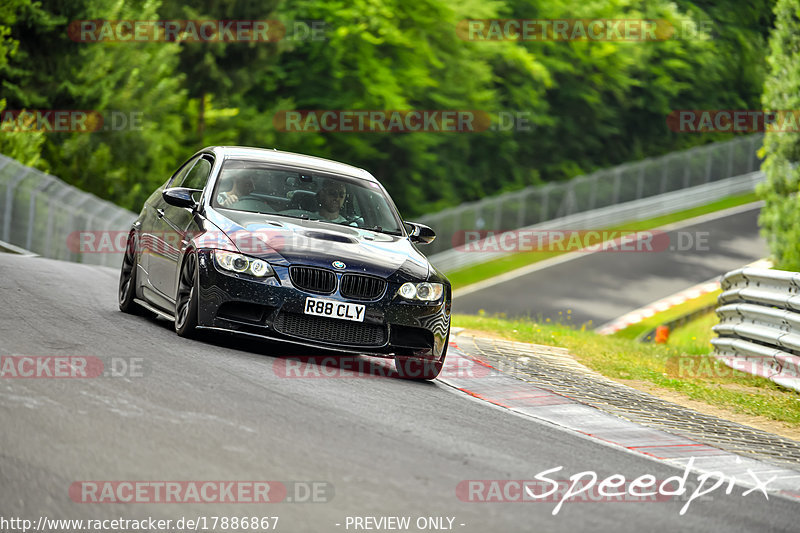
[{"xmin": 205, "ymin": 208, "xmax": 431, "ymax": 280}]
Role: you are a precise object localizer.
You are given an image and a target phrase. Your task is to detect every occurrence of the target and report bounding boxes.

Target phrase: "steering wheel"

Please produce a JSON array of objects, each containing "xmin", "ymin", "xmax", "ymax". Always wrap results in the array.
[{"xmin": 230, "ymin": 195, "xmax": 276, "ymax": 213}]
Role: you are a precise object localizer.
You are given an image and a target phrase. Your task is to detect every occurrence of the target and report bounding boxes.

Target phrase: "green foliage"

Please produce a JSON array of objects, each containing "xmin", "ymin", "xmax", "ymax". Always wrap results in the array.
[
  {"xmin": 758, "ymin": 0, "xmax": 800, "ymax": 270},
  {"xmin": 0, "ymin": 0, "xmax": 781, "ymax": 218}
]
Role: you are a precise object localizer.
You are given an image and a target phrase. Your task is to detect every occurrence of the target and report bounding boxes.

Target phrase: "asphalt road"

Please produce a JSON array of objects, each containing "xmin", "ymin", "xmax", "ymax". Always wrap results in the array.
[
  {"xmin": 1, "ymin": 251, "xmax": 797, "ymax": 532},
  {"xmin": 453, "ymin": 204, "xmax": 768, "ymax": 326}
]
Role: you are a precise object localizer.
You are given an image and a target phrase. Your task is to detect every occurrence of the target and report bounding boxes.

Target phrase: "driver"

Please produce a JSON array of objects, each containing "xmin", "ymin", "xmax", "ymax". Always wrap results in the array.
[
  {"xmin": 217, "ymin": 174, "xmax": 255, "ymax": 207},
  {"xmin": 316, "ymin": 180, "xmax": 349, "ymax": 223}
]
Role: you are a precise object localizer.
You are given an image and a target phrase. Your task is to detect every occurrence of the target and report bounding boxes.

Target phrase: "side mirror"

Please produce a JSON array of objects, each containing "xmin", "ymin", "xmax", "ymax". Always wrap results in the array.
[
  {"xmin": 163, "ymin": 187, "xmax": 199, "ymax": 209},
  {"xmin": 405, "ymin": 222, "xmax": 436, "ymax": 244}
]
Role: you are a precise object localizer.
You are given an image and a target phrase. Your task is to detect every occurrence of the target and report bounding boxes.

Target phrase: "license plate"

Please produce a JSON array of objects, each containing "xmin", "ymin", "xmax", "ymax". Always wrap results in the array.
[{"xmin": 304, "ymin": 297, "xmax": 365, "ymax": 322}]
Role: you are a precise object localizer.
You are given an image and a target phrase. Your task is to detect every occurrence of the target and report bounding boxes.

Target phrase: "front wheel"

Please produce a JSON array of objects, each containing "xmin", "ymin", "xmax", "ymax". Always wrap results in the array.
[
  {"xmin": 175, "ymin": 252, "xmax": 199, "ymax": 338},
  {"xmin": 395, "ymin": 340, "xmax": 448, "ymax": 381}
]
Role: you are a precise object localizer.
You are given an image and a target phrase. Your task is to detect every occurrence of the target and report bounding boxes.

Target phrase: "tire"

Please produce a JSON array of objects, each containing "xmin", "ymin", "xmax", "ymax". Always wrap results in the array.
[
  {"xmin": 395, "ymin": 339, "xmax": 448, "ymax": 381},
  {"xmin": 118, "ymin": 231, "xmax": 146, "ymax": 315},
  {"xmin": 175, "ymin": 251, "xmax": 200, "ymax": 338}
]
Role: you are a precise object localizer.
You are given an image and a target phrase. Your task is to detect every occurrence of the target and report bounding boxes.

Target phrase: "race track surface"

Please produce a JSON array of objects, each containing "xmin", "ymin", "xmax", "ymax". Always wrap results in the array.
[
  {"xmin": 453, "ymin": 205, "xmax": 767, "ymax": 326},
  {"xmin": 0, "ymin": 251, "xmax": 796, "ymax": 532}
]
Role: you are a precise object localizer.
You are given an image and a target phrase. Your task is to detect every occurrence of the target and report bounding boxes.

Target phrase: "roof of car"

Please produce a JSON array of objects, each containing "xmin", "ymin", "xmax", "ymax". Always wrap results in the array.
[{"xmin": 204, "ymin": 146, "xmax": 377, "ymax": 182}]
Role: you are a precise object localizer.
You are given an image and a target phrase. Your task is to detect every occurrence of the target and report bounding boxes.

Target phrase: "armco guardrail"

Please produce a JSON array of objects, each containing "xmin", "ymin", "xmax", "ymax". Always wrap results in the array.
[
  {"xmin": 430, "ymin": 171, "xmax": 764, "ymax": 272},
  {"xmin": 711, "ymin": 267, "xmax": 800, "ymax": 392},
  {"xmin": 0, "ymin": 154, "xmax": 136, "ymax": 267},
  {"xmin": 420, "ymin": 134, "xmax": 763, "ymax": 257}
]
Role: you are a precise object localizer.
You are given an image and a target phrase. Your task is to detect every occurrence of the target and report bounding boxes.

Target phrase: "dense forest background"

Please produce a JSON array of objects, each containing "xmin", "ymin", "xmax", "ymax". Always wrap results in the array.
[{"xmin": 0, "ymin": 0, "xmax": 778, "ymax": 220}]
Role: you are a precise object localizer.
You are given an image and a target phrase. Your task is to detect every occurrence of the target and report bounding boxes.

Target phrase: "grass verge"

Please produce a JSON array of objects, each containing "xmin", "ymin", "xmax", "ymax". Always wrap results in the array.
[
  {"xmin": 669, "ymin": 311, "xmax": 719, "ymax": 355},
  {"xmin": 447, "ymin": 192, "xmax": 758, "ymax": 290},
  {"xmin": 452, "ymin": 313, "xmax": 800, "ymax": 426}
]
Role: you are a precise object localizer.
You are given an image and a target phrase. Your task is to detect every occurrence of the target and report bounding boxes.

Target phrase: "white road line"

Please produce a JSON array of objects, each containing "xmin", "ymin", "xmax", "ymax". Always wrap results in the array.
[{"xmin": 453, "ymin": 201, "xmax": 764, "ymax": 299}]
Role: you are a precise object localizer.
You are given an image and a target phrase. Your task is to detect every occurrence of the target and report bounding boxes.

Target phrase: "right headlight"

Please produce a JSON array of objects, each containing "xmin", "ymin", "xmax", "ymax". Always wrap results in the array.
[
  {"xmin": 214, "ymin": 250, "xmax": 274, "ymax": 278},
  {"xmin": 397, "ymin": 282, "xmax": 444, "ymax": 302}
]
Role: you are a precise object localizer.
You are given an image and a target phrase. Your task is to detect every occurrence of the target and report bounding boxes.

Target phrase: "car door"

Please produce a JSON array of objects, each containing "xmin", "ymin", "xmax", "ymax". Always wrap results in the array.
[
  {"xmin": 153, "ymin": 154, "xmax": 214, "ymax": 301},
  {"xmin": 143, "ymin": 155, "xmax": 204, "ymax": 304},
  {"xmin": 139, "ymin": 156, "xmax": 198, "ymax": 307}
]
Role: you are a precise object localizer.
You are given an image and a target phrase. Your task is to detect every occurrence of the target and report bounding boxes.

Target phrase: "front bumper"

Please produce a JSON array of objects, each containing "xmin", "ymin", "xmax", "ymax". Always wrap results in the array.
[{"xmin": 194, "ymin": 250, "xmax": 451, "ymax": 359}]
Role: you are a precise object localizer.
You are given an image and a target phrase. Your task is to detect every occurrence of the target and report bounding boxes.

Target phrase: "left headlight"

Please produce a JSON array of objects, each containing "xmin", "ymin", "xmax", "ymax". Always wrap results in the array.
[
  {"xmin": 397, "ymin": 282, "xmax": 444, "ymax": 302},
  {"xmin": 213, "ymin": 250, "xmax": 274, "ymax": 278}
]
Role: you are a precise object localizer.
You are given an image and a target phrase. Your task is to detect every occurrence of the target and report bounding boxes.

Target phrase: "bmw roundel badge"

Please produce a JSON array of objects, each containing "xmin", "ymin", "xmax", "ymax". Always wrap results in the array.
[{"xmin": 332, "ymin": 260, "xmax": 346, "ymax": 269}]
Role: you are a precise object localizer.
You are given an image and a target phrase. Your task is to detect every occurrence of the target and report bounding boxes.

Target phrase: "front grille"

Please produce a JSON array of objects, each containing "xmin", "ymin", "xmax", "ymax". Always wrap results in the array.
[
  {"xmin": 289, "ymin": 266, "xmax": 336, "ymax": 294},
  {"xmin": 340, "ymin": 274, "xmax": 387, "ymax": 300},
  {"xmin": 274, "ymin": 313, "xmax": 386, "ymax": 346}
]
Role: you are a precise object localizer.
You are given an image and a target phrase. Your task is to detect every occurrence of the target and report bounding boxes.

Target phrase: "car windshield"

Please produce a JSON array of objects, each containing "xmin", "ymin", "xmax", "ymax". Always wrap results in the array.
[{"xmin": 211, "ymin": 160, "xmax": 404, "ymax": 235}]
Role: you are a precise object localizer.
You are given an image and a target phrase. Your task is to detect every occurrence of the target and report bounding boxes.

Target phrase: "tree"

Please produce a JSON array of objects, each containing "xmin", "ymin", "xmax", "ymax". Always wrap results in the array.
[
  {"xmin": 3, "ymin": 0, "xmax": 189, "ymax": 209},
  {"xmin": 758, "ymin": 0, "xmax": 800, "ymax": 270}
]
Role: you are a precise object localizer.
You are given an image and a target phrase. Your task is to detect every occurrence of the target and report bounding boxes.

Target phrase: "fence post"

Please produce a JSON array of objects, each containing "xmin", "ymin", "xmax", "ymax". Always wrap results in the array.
[
  {"xmin": 588, "ymin": 174, "xmax": 598, "ymax": 210},
  {"xmin": 44, "ymin": 185, "xmax": 74, "ymax": 259},
  {"xmin": 635, "ymin": 166, "xmax": 645, "ymax": 199},
  {"xmin": 612, "ymin": 169, "xmax": 621, "ymax": 204},
  {"xmin": 727, "ymin": 141, "xmax": 735, "ymax": 178},
  {"xmin": 26, "ymin": 174, "xmax": 56, "ymax": 251},
  {"xmin": 3, "ymin": 167, "xmax": 32, "ymax": 243},
  {"xmin": 517, "ymin": 189, "xmax": 528, "ymax": 228}
]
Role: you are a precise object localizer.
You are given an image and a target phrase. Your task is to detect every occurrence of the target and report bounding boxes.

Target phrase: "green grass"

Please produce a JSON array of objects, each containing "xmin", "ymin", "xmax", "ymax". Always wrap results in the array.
[
  {"xmin": 447, "ymin": 192, "xmax": 759, "ymax": 290},
  {"xmin": 669, "ymin": 311, "xmax": 719, "ymax": 355},
  {"xmin": 452, "ymin": 313, "xmax": 800, "ymax": 426}
]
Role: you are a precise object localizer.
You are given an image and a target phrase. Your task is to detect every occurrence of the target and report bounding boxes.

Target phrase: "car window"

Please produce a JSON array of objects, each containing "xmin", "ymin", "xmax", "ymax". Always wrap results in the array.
[
  {"xmin": 167, "ymin": 156, "xmax": 199, "ymax": 188},
  {"xmin": 211, "ymin": 160, "xmax": 403, "ymax": 235},
  {"xmin": 179, "ymin": 157, "xmax": 213, "ymax": 190}
]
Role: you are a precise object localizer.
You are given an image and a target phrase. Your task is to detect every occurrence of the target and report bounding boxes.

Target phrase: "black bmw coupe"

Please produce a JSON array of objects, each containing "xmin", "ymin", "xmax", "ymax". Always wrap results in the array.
[{"xmin": 118, "ymin": 147, "xmax": 451, "ymax": 379}]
